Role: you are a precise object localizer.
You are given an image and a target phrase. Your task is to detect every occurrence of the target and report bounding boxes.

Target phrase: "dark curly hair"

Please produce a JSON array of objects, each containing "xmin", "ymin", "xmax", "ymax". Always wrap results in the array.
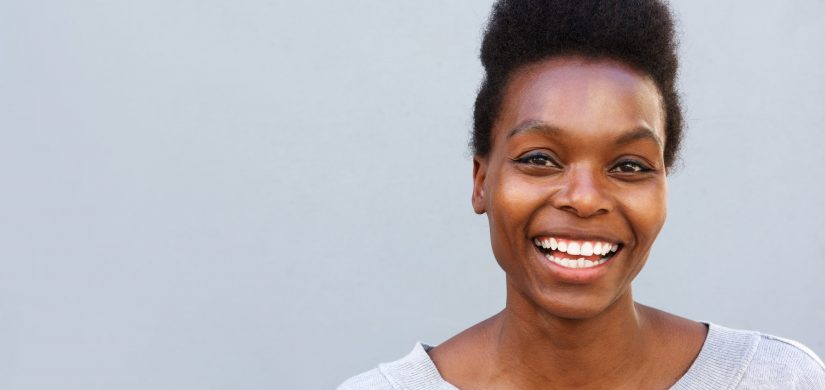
[{"xmin": 473, "ymin": 0, "xmax": 683, "ymax": 168}]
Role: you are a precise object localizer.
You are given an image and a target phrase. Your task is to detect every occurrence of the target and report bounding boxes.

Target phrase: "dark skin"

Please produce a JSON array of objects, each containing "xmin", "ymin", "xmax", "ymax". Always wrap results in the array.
[{"xmin": 429, "ymin": 56, "xmax": 707, "ymax": 389}]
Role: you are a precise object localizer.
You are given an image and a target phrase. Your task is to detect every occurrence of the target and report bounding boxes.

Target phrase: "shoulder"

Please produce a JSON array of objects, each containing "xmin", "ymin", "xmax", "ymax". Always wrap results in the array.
[
  {"xmin": 697, "ymin": 324, "xmax": 825, "ymax": 389},
  {"xmin": 739, "ymin": 331, "xmax": 825, "ymax": 389},
  {"xmin": 336, "ymin": 342, "xmax": 456, "ymax": 390},
  {"xmin": 337, "ymin": 368, "xmax": 394, "ymax": 390},
  {"xmin": 673, "ymin": 323, "xmax": 825, "ymax": 389}
]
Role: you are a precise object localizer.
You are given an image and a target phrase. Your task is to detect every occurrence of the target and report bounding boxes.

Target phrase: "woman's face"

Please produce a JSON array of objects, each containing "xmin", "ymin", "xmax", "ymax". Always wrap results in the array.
[{"xmin": 473, "ymin": 57, "xmax": 668, "ymax": 319}]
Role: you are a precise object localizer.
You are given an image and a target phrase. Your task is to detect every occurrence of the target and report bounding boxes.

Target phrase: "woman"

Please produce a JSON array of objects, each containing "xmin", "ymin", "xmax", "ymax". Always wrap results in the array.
[{"xmin": 339, "ymin": 0, "xmax": 825, "ymax": 388}]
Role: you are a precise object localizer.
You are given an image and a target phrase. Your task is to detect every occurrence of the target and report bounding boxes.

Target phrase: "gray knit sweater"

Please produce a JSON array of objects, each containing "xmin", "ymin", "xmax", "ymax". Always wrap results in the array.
[{"xmin": 338, "ymin": 323, "xmax": 825, "ymax": 389}]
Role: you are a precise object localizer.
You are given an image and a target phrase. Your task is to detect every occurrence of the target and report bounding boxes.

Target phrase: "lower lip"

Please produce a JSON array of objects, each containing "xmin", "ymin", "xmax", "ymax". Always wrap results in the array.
[{"xmin": 535, "ymin": 246, "xmax": 615, "ymax": 284}]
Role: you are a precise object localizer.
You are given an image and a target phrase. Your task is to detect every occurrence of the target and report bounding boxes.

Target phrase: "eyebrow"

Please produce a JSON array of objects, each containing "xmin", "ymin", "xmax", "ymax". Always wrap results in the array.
[
  {"xmin": 506, "ymin": 120, "xmax": 561, "ymax": 139},
  {"xmin": 614, "ymin": 127, "xmax": 663, "ymax": 147},
  {"xmin": 506, "ymin": 120, "xmax": 663, "ymax": 148}
]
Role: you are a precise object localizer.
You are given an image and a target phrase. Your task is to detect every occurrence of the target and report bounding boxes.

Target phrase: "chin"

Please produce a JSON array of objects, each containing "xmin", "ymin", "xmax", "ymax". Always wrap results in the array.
[
  {"xmin": 538, "ymin": 296, "xmax": 613, "ymax": 320},
  {"xmin": 523, "ymin": 282, "xmax": 630, "ymax": 321}
]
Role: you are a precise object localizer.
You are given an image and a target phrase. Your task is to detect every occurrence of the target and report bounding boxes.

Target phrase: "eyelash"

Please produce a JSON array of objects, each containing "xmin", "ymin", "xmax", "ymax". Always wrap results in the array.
[
  {"xmin": 513, "ymin": 153, "xmax": 653, "ymax": 173},
  {"xmin": 513, "ymin": 152, "xmax": 560, "ymax": 167},
  {"xmin": 609, "ymin": 159, "xmax": 653, "ymax": 173}
]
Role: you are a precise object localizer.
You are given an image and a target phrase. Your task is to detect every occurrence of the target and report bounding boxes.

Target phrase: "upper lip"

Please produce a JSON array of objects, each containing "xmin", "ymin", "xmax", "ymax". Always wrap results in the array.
[{"xmin": 531, "ymin": 229, "xmax": 625, "ymax": 245}]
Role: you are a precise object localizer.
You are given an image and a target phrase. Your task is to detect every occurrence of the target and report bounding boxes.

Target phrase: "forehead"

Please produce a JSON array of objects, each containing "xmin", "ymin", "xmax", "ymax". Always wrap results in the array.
[{"xmin": 494, "ymin": 57, "xmax": 666, "ymax": 145}]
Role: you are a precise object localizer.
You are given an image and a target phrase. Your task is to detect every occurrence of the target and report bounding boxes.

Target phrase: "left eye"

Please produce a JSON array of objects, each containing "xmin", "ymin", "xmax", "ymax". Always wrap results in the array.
[
  {"xmin": 515, "ymin": 153, "xmax": 559, "ymax": 167},
  {"xmin": 610, "ymin": 160, "xmax": 650, "ymax": 173}
]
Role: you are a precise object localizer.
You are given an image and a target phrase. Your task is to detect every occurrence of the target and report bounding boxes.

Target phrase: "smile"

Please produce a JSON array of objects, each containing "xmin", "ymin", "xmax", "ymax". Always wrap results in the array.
[{"xmin": 533, "ymin": 237, "xmax": 621, "ymax": 269}]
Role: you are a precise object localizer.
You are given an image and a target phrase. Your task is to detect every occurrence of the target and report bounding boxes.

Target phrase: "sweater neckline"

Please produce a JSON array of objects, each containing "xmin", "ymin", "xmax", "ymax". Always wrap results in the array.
[{"xmin": 378, "ymin": 323, "xmax": 759, "ymax": 390}]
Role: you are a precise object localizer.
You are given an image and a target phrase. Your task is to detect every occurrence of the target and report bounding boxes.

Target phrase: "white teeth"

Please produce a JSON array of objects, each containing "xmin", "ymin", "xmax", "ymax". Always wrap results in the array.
[
  {"xmin": 535, "ymin": 237, "xmax": 620, "ymax": 257},
  {"xmin": 581, "ymin": 242, "xmax": 593, "ymax": 256},
  {"xmin": 567, "ymin": 242, "xmax": 581, "ymax": 255},
  {"xmin": 545, "ymin": 254, "xmax": 608, "ymax": 269}
]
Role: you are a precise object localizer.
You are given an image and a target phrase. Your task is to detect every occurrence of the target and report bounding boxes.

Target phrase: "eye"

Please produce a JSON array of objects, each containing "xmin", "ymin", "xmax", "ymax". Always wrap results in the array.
[
  {"xmin": 609, "ymin": 159, "xmax": 652, "ymax": 173},
  {"xmin": 514, "ymin": 152, "xmax": 560, "ymax": 168}
]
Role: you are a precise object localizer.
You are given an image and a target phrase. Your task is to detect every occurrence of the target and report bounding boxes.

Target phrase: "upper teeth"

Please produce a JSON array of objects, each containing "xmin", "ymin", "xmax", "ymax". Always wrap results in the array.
[{"xmin": 534, "ymin": 237, "xmax": 618, "ymax": 256}]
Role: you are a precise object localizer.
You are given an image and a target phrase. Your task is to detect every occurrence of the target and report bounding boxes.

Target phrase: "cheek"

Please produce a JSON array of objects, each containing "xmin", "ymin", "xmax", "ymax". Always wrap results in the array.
[
  {"xmin": 625, "ymin": 180, "xmax": 668, "ymax": 244},
  {"xmin": 488, "ymin": 173, "xmax": 542, "ymax": 231},
  {"xmin": 486, "ymin": 172, "xmax": 545, "ymax": 261}
]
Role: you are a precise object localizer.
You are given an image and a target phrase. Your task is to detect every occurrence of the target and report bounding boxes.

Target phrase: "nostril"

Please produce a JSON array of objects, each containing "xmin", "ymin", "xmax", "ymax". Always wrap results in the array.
[
  {"xmin": 560, "ymin": 205, "xmax": 577, "ymax": 213},
  {"xmin": 557, "ymin": 202, "xmax": 609, "ymax": 218}
]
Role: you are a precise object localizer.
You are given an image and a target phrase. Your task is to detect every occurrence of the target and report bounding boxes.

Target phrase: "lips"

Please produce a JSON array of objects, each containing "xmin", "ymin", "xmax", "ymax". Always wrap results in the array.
[{"xmin": 533, "ymin": 236, "xmax": 622, "ymax": 269}]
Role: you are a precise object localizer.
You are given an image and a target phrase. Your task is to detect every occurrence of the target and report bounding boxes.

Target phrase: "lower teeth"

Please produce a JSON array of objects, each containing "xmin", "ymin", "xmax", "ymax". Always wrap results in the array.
[{"xmin": 545, "ymin": 254, "xmax": 608, "ymax": 269}]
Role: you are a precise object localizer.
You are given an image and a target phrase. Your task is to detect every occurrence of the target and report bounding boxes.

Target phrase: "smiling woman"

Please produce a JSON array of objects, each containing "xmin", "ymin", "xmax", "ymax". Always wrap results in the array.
[
  {"xmin": 337, "ymin": 0, "xmax": 825, "ymax": 389},
  {"xmin": 472, "ymin": 58, "xmax": 670, "ymax": 321}
]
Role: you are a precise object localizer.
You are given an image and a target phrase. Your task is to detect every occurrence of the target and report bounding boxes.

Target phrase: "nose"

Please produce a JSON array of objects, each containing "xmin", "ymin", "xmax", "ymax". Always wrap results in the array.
[{"xmin": 551, "ymin": 165, "xmax": 612, "ymax": 218}]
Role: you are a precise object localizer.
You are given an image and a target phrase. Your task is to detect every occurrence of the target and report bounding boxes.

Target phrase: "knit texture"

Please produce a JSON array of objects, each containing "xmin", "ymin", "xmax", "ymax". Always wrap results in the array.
[{"xmin": 338, "ymin": 323, "xmax": 825, "ymax": 389}]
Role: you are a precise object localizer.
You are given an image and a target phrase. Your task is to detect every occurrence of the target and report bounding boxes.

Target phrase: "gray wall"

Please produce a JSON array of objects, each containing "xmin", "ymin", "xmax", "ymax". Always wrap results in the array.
[{"xmin": 1, "ymin": 1, "xmax": 823, "ymax": 389}]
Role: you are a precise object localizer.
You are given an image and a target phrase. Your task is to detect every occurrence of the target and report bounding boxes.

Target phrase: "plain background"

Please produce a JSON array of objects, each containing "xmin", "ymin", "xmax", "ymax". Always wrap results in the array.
[{"xmin": 1, "ymin": 0, "xmax": 824, "ymax": 389}]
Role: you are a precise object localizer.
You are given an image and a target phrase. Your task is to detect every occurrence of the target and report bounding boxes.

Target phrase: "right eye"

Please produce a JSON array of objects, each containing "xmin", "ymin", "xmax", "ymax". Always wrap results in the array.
[{"xmin": 514, "ymin": 152, "xmax": 560, "ymax": 168}]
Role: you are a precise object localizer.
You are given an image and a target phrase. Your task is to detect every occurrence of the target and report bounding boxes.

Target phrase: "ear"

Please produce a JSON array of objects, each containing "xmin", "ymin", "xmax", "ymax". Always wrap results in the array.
[{"xmin": 472, "ymin": 156, "xmax": 488, "ymax": 214}]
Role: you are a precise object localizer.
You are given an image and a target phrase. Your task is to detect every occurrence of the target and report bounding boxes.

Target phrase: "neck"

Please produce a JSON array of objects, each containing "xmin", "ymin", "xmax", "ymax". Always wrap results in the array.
[{"xmin": 488, "ymin": 282, "xmax": 650, "ymax": 388}]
